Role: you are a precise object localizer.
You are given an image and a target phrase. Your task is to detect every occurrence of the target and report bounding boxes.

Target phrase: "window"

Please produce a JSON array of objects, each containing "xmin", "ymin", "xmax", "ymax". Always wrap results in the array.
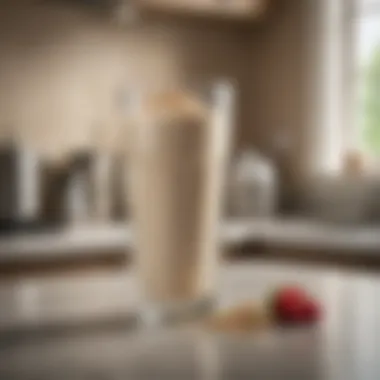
[
  {"xmin": 354, "ymin": 0, "xmax": 380, "ymax": 156},
  {"xmin": 309, "ymin": 0, "xmax": 380, "ymax": 172}
]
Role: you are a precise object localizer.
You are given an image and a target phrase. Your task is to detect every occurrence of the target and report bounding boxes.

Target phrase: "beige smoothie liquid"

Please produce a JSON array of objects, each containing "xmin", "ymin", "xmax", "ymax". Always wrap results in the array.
[{"xmin": 129, "ymin": 91, "xmax": 230, "ymax": 305}]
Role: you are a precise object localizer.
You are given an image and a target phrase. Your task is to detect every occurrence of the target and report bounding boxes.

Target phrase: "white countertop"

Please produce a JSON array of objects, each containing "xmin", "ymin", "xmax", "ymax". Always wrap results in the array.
[
  {"xmin": 1, "ymin": 218, "xmax": 380, "ymax": 262},
  {"xmin": 249, "ymin": 219, "xmax": 380, "ymax": 251},
  {"xmin": 0, "ymin": 220, "xmax": 251, "ymax": 262},
  {"xmin": 0, "ymin": 224, "xmax": 132, "ymax": 262},
  {"xmin": 0, "ymin": 260, "xmax": 377, "ymax": 380}
]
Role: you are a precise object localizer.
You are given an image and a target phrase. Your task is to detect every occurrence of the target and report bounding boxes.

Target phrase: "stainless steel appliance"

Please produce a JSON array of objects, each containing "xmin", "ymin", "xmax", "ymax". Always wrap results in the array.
[{"xmin": 0, "ymin": 141, "xmax": 42, "ymax": 232}]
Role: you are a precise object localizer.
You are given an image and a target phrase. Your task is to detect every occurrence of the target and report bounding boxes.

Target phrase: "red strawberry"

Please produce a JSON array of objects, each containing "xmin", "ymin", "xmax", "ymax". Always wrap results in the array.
[
  {"xmin": 272, "ymin": 286, "xmax": 309, "ymax": 324},
  {"xmin": 277, "ymin": 287, "xmax": 308, "ymax": 305},
  {"xmin": 302, "ymin": 299, "xmax": 321, "ymax": 323},
  {"xmin": 270, "ymin": 286, "xmax": 324, "ymax": 326}
]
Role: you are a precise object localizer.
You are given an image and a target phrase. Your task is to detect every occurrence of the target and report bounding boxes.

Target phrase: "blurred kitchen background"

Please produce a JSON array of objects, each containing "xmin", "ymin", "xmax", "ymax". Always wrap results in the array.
[{"xmin": 1, "ymin": 0, "xmax": 380, "ymax": 332}]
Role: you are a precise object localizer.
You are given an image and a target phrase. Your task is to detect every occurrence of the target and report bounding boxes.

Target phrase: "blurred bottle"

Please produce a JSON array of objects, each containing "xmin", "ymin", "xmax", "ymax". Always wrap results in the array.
[
  {"xmin": 42, "ymin": 150, "xmax": 127, "ymax": 226},
  {"xmin": 91, "ymin": 152, "xmax": 113, "ymax": 223},
  {"xmin": 112, "ymin": 153, "xmax": 129, "ymax": 221},
  {"xmin": 229, "ymin": 150, "xmax": 278, "ymax": 218},
  {"xmin": 64, "ymin": 152, "xmax": 93, "ymax": 225}
]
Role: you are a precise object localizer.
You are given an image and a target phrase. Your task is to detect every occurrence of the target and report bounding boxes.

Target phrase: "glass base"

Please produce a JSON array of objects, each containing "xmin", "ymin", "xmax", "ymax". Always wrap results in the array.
[{"xmin": 137, "ymin": 295, "xmax": 216, "ymax": 328}]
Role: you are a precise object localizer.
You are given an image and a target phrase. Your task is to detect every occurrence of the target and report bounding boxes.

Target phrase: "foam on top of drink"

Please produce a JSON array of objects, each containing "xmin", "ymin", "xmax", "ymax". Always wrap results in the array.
[{"xmin": 143, "ymin": 90, "xmax": 209, "ymax": 126}]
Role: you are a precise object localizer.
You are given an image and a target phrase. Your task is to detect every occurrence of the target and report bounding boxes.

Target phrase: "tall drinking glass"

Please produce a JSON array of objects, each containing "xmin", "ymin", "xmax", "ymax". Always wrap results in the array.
[{"xmin": 127, "ymin": 83, "xmax": 234, "ymax": 325}]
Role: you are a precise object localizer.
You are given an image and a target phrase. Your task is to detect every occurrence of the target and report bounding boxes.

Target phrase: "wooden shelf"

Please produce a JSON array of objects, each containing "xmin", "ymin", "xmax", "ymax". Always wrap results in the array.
[{"xmin": 136, "ymin": 0, "xmax": 268, "ymax": 21}]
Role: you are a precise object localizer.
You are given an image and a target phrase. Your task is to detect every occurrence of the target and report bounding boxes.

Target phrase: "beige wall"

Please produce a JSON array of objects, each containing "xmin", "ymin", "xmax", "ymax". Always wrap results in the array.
[
  {"xmin": 244, "ymin": 0, "xmax": 310, "ymax": 187},
  {"xmin": 0, "ymin": 2, "xmax": 247, "ymax": 159},
  {"xmin": 0, "ymin": 0, "xmax": 312, "ymax": 185}
]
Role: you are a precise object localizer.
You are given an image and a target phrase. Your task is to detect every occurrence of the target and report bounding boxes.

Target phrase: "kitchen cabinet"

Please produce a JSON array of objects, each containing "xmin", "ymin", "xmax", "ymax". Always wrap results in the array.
[{"xmin": 138, "ymin": 0, "xmax": 268, "ymax": 20}]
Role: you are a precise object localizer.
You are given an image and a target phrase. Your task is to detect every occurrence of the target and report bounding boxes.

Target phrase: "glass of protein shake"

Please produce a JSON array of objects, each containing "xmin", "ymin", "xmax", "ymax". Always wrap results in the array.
[{"xmin": 127, "ymin": 83, "xmax": 234, "ymax": 325}]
